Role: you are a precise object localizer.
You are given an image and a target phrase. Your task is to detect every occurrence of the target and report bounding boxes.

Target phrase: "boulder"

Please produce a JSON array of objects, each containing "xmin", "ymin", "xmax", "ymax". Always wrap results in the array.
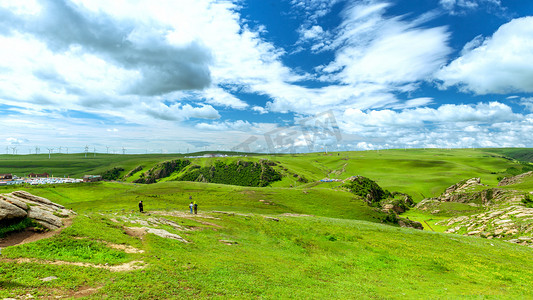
[
  {"xmin": 141, "ymin": 227, "xmax": 189, "ymax": 243},
  {"xmin": 11, "ymin": 191, "xmax": 65, "ymax": 210},
  {"xmin": 27, "ymin": 206, "xmax": 63, "ymax": 230},
  {"xmin": 0, "ymin": 195, "xmax": 28, "ymax": 210},
  {"xmin": 0, "ymin": 198, "xmax": 28, "ymax": 221}
]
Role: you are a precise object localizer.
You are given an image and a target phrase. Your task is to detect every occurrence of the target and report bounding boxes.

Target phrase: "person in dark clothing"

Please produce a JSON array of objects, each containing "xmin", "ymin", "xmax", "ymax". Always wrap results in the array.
[
  {"xmin": 193, "ymin": 202, "xmax": 198, "ymax": 214},
  {"xmin": 139, "ymin": 201, "xmax": 144, "ymax": 213}
]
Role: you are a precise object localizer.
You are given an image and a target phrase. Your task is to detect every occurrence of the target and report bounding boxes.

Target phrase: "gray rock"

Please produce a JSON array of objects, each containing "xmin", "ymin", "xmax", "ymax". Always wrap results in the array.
[
  {"xmin": 0, "ymin": 195, "xmax": 28, "ymax": 210},
  {"xmin": 493, "ymin": 219, "xmax": 513, "ymax": 225},
  {"xmin": 158, "ymin": 218, "xmax": 191, "ymax": 231},
  {"xmin": 0, "ymin": 198, "xmax": 28, "ymax": 221},
  {"xmin": 498, "ymin": 171, "xmax": 533, "ymax": 186},
  {"xmin": 142, "ymin": 227, "xmax": 188, "ymax": 243},
  {"xmin": 27, "ymin": 206, "xmax": 63, "ymax": 230},
  {"xmin": 40, "ymin": 276, "xmax": 58, "ymax": 282},
  {"xmin": 11, "ymin": 191, "xmax": 65, "ymax": 210}
]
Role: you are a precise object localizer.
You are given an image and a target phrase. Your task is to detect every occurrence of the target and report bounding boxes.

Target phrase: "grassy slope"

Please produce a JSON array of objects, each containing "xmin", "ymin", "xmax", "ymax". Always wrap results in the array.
[
  {"xmin": 2, "ymin": 181, "xmax": 385, "ymax": 223},
  {"xmin": 0, "ymin": 149, "xmax": 523, "ymax": 201},
  {"xmin": 273, "ymin": 149, "xmax": 514, "ymax": 200},
  {"xmin": 0, "ymin": 149, "xmax": 532, "ymax": 298},
  {"xmin": 1, "ymin": 204, "xmax": 532, "ymax": 299},
  {"xmin": 0, "ymin": 153, "xmax": 187, "ymax": 178}
]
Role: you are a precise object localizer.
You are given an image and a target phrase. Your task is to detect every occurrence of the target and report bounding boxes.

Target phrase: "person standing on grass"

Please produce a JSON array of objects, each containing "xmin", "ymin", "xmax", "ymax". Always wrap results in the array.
[
  {"xmin": 189, "ymin": 202, "xmax": 194, "ymax": 214},
  {"xmin": 193, "ymin": 201, "xmax": 198, "ymax": 214},
  {"xmin": 139, "ymin": 201, "xmax": 144, "ymax": 213}
]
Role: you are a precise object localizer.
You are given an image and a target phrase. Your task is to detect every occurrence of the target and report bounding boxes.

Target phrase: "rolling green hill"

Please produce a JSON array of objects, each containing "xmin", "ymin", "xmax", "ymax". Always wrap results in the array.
[
  {"xmin": 1, "ymin": 149, "xmax": 532, "ymax": 298},
  {"xmin": 3, "ymin": 148, "xmax": 531, "ymax": 201}
]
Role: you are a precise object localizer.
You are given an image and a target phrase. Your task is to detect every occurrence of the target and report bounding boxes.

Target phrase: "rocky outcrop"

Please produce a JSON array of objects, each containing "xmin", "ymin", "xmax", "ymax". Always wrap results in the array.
[
  {"xmin": 381, "ymin": 193, "xmax": 414, "ymax": 214},
  {"xmin": 498, "ymin": 171, "xmax": 533, "ymax": 186},
  {"xmin": 0, "ymin": 191, "xmax": 74, "ymax": 230},
  {"xmin": 444, "ymin": 178, "xmax": 484, "ymax": 195},
  {"xmin": 438, "ymin": 205, "xmax": 533, "ymax": 247},
  {"xmin": 0, "ymin": 197, "xmax": 28, "ymax": 220},
  {"xmin": 397, "ymin": 217, "xmax": 424, "ymax": 230},
  {"xmin": 12, "ymin": 190, "xmax": 65, "ymax": 210},
  {"xmin": 27, "ymin": 206, "xmax": 64, "ymax": 230},
  {"xmin": 2, "ymin": 195, "xmax": 29, "ymax": 210},
  {"xmin": 125, "ymin": 227, "xmax": 189, "ymax": 243},
  {"xmin": 417, "ymin": 178, "xmax": 516, "ymax": 207}
]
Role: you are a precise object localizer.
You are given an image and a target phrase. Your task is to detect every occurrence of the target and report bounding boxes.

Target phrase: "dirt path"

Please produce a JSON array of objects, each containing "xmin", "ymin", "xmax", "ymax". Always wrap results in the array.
[
  {"xmin": 0, "ymin": 257, "xmax": 147, "ymax": 272},
  {"xmin": 0, "ymin": 217, "xmax": 74, "ymax": 248}
]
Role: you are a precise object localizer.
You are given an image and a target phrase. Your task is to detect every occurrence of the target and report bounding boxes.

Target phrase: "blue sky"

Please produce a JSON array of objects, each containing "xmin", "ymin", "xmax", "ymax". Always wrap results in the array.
[{"xmin": 1, "ymin": 0, "xmax": 533, "ymax": 154}]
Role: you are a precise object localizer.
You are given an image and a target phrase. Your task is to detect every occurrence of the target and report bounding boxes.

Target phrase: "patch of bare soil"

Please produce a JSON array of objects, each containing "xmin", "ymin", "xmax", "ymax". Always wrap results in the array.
[
  {"xmin": 72, "ymin": 237, "xmax": 144, "ymax": 253},
  {"xmin": 0, "ymin": 217, "xmax": 74, "ymax": 248},
  {"xmin": 1, "ymin": 258, "xmax": 147, "ymax": 272},
  {"xmin": 69, "ymin": 285, "xmax": 103, "ymax": 298},
  {"xmin": 124, "ymin": 226, "xmax": 147, "ymax": 238},
  {"xmin": 106, "ymin": 242, "xmax": 144, "ymax": 253}
]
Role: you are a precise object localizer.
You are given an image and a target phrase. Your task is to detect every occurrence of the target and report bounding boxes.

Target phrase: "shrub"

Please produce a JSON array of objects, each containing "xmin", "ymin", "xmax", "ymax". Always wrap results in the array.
[
  {"xmin": 523, "ymin": 194, "xmax": 533, "ymax": 208},
  {"xmin": 124, "ymin": 165, "xmax": 143, "ymax": 178},
  {"xmin": 343, "ymin": 176, "xmax": 391, "ymax": 206},
  {"xmin": 101, "ymin": 167, "xmax": 125, "ymax": 181},
  {"xmin": 177, "ymin": 159, "xmax": 282, "ymax": 187},
  {"xmin": 134, "ymin": 159, "xmax": 190, "ymax": 184}
]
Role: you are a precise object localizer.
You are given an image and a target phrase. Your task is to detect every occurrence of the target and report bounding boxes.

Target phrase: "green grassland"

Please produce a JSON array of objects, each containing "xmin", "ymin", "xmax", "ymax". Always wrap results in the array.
[
  {"xmin": 1, "ymin": 149, "xmax": 532, "ymax": 298},
  {"xmin": 2, "ymin": 148, "xmax": 527, "ymax": 200}
]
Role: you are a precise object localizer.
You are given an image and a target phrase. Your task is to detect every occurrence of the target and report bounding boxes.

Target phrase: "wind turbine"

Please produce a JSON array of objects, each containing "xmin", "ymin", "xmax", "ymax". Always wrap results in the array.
[
  {"xmin": 93, "ymin": 146, "xmax": 96, "ymax": 157},
  {"xmin": 122, "ymin": 147, "xmax": 126, "ymax": 155},
  {"xmin": 35, "ymin": 146, "xmax": 39, "ymax": 154},
  {"xmin": 84, "ymin": 145, "xmax": 89, "ymax": 158},
  {"xmin": 58, "ymin": 146, "xmax": 62, "ymax": 154},
  {"xmin": 106, "ymin": 146, "xmax": 110, "ymax": 154},
  {"xmin": 47, "ymin": 147, "xmax": 54, "ymax": 159},
  {"xmin": 66, "ymin": 147, "xmax": 68, "ymax": 154},
  {"xmin": 10, "ymin": 146, "xmax": 17, "ymax": 155}
]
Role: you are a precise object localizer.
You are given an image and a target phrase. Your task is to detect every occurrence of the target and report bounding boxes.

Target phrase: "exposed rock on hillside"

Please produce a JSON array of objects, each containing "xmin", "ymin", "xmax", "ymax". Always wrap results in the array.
[
  {"xmin": 438, "ymin": 205, "xmax": 533, "ymax": 247},
  {"xmin": 0, "ymin": 191, "xmax": 74, "ymax": 230},
  {"xmin": 419, "ymin": 177, "xmax": 532, "ymax": 246},
  {"xmin": 381, "ymin": 193, "xmax": 415, "ymax": 214},
  {"xmin": 498, "ymin": 171, "xmax": 533, "ymax": 186},
  {"xmin": 0, "ymin": 198, "xmax": 27, "ymax": 220},
  {"xmin": 444, "ymin": 178, "xmax": 484, "ymax": 194},
  {"xmin": 416, "ymin": 178, "xmax": 518, "ymax": 208},
  {"xmin": 397, "ymin": 217, "xmax": 424, "ymax": 230}
]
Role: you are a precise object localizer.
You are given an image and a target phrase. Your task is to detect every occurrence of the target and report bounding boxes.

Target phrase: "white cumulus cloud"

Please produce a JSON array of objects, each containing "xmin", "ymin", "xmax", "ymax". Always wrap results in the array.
[{"xmin": 436, "ymin": 17, "xmax": 533, "ymax": 94}]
